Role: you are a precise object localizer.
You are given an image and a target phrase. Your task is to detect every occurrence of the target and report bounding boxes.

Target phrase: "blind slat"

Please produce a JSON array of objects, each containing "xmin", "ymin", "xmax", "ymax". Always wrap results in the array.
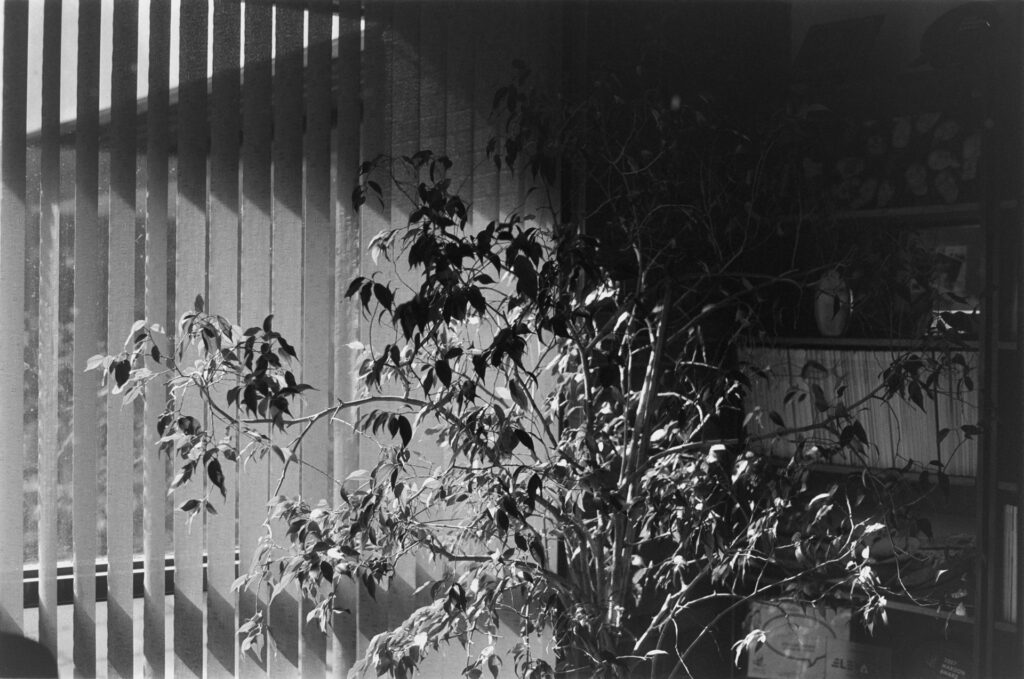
[
  {"xmin": 239, "ymin": 3, "xmax": 273, "ymax": 674},
  {"xmin": 173, "ymin": 2, "xmax": 209, "ymax": 677},
  {"xmin": 105, "ymin": 1, "xmax": 139, "ymax": 676},
  {"xmin": 0, "ymin": 0, "xmax": 28, "ymax": 637},
  {"xmin": 332, "ymin": 4, "xmax": 362, "ymax": 675},
  {"xmin": 409, "ymin": 12, "xmax": 470, "ymax": 673},
  {"xmin": 470, "ymin": 5, "xmax": 499, "ymax": 229},
  {"xmin": 387, "ymin": 1, "xmax": 419, "ymax": 630},
  {"xmin": 72, "ymin": 0, "xmax": 102, "ymax": 672},
  {"xmin": 444, "ymin": 3, "xmax": 473, "ymax": 213},
  {"xmin": 418, "ymin": 5, "xmax": 445, "ymax": 155},
  {"xmin": 299, "ymin": 6, "xmax": 334, "ymax": 674},
  {"xmin": 431, "ymin": 10, "xmax": 478, "ymax": 675},
  {"xmin": 35, "ymin": 0, "xmax": 63, "ymax": 657},
  {"xmin": 206, "ymin": 2, "xmax": 241, "ymax": 678},
  {"xmin": 267, "ymin": 4, "xmax": 305, "ymax": 673},
  {"xmin": 497, "ymin": 4, "xmax": 524, "ymax": 221},
  {"xmin": 415, "ymin": 2, "xmax": 447, "ymax": 601},
  {"xmin": 528, "ymin": 1, "xmax": 562, "ymax": 222},
  {"xmin": 357, "ymin": 0, "xmax": 392, "ymax": 654},
  {"xmin": 143, "ymin": 0, "xmax": 172, "ymax": 674}
]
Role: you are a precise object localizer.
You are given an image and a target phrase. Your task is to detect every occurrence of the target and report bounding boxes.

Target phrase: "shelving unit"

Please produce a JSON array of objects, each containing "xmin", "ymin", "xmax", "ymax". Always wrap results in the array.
[{"xmin": 745, "ymin": 9, "xmax": 1024, "ymax": 673}]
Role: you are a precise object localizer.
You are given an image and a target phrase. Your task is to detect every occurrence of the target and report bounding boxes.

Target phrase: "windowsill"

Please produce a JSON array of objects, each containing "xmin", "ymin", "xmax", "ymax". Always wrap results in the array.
[{"xmin": 21, "ymin": 555, "xmax": 237, "ymax": 608}]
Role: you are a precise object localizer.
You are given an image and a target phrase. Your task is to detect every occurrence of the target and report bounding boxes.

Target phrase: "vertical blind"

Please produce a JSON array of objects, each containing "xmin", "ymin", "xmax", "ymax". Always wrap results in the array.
[{"xmin": 0, "ymin": 1, "xmax": 564, "ymax": 676}]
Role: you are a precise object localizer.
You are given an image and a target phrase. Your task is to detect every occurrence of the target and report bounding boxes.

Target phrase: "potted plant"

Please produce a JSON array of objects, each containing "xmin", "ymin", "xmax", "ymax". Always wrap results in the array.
[{"xmin": 92, "ymin": 67, "xmax": 974, "ymax": 678}]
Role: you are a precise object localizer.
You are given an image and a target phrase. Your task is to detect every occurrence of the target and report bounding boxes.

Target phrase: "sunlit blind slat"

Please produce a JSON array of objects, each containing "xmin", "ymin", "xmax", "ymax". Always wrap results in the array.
[
  {"xmin": 267, "ymin": 3, "xmax": 304, "ymax": 672},
  {"xmin": 72, "ymin": 0, "xmax": 102, "ymax": 673},
  {"xmin": 356, "ymin": 0, "xmax": 393, "ymax": 654},
  {"xmin": 238, "ymin": 2, "xmax": 273, "ymax": 674},
  {"xmin": 387, "ymin": 1, "xmax": 419, "ymax": 630},
  {"xmin": 512, "ymin": 0, "xmax": 560, "ymax": 596},
  {"xmin": 173, "ymin": 2, "xmax": 209, "ymax": 677},
  {"xmin": 0, "ymin": 0, "xmax": 29, "ymax": 638},
  {"xmin": 412, "ymin": 2, "xmax": 448, "ymax": 621},
  {"xmin": 299, "ymin": 6, "xmax": 334, "ymax": 673},
  {"xmin": 332, "ymin": 3, "xmax": 363, "ymax": 675},
  {"xmin": 206, "ymin": 3, "xmax": 241, "ymax": 678},
  {"xmin": 105, "ymin": 2, "xmax": 138, "ymax": 676},
  {"xmin": 35, "ymin": 0, "xmax": 63, "ymax": 658},
  {"xmin": 432, "ymin": 11, "xmax": 478, "ymax": 674},
  {"xmin": 143, "ymin": 0, "xmax": 172, "ymax": 674},
  {"xmin": 409, "ymin": 12, "xmax": 476, "ymax": 673}
]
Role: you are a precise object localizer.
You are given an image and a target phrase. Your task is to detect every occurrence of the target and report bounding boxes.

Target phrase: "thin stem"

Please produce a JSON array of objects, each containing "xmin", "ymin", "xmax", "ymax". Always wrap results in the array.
[{"xmin": 244, "ymin": 395, "xmax": 429, "ymax": 428}]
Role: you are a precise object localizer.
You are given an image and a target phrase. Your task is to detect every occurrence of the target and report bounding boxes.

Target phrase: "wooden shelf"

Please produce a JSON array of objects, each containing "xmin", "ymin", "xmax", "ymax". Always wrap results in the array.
[
  {"xmin": 791, "ymin": 67, "xmax": 987, "ymax": 118},
  {"xmin": 877, "ymin": 609, "xmax": 1013, "ymax": 634},
  {"xmin": 833, "ymin": 203, "xmax": 985, "ymax": 227},
  {"xmin": 744, "ymin": 336, "xmax": 981, "ymax": 351},
  {"xmin": 745, "ymin": 336, "xmax": 1016, "ymax": 352},
  {"xmin": 808, "ymin": 462, "xmax": 975, "ymax": 487},
  {"xmin": 783, "ymin": 200, "xmax": 1015, "ymax": 229},
  {"xmin": 883, "ymin": 598, "xmax": 973, "ymax": 624},
  {"xmin": 864, "ymin": 600, "xmax": 1024, "ymax": 636}
]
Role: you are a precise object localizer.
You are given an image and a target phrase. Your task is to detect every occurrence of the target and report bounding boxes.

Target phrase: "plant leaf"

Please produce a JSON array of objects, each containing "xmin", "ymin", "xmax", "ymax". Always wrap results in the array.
[
  {"xmin": 208, "ymin": 458, "xmax": 226, "ymax": 498},
  {"xmin": 509, "ymin": 380, "xmax": 530, "ymax": 410}
]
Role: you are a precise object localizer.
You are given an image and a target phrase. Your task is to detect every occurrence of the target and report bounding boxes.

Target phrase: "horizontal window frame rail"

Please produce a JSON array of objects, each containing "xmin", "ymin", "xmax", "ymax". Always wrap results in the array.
[{"xmin": 22, "ymin": 554, "xmax": 239, "ymax": 608}]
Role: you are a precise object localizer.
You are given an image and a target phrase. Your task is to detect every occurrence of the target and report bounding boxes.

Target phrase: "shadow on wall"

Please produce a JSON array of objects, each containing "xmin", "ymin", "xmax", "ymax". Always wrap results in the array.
[{"xmin": 0, "ymin": 632, "xmax": 58, "ymax": 678}]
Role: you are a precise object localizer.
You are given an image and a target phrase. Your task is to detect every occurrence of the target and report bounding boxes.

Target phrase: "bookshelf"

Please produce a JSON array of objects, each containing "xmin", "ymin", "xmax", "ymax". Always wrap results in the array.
[
  {"xmin": 743, "ymin": 24, "xmax": 1024, "ymax": 671},
  {"xmin": 743, "ymin": 3, "xmax": 1024, "ymax": 671}
]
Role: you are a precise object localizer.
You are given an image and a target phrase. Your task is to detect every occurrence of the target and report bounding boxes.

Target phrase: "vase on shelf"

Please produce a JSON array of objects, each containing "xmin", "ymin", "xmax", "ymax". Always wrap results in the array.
[{"xmin": 814, "ymin": 269, "xmax": 853, "ymax": 337}]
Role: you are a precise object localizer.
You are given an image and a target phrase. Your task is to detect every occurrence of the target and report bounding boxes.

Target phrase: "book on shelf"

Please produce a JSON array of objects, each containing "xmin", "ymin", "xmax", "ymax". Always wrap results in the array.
[{"xmin": 1005, "ymin": 504, "xmax": 1017, "ymax": 625}]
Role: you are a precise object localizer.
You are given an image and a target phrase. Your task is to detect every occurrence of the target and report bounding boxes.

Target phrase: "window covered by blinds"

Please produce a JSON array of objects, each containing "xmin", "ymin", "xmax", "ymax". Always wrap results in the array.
[{"xmin": 0, "ymin": 2, "xmax": 563, "ymax": 676}]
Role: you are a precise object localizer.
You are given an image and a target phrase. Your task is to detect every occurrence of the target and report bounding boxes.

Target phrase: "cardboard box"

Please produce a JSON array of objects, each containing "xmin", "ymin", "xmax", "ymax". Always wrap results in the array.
[
  {"xmin": 747, "ymin": 601, "xmax": 851, "ymax": 679},
  {"xmin": 824, "ymin": 640, "xmax": 891, "ymax": 679}
]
